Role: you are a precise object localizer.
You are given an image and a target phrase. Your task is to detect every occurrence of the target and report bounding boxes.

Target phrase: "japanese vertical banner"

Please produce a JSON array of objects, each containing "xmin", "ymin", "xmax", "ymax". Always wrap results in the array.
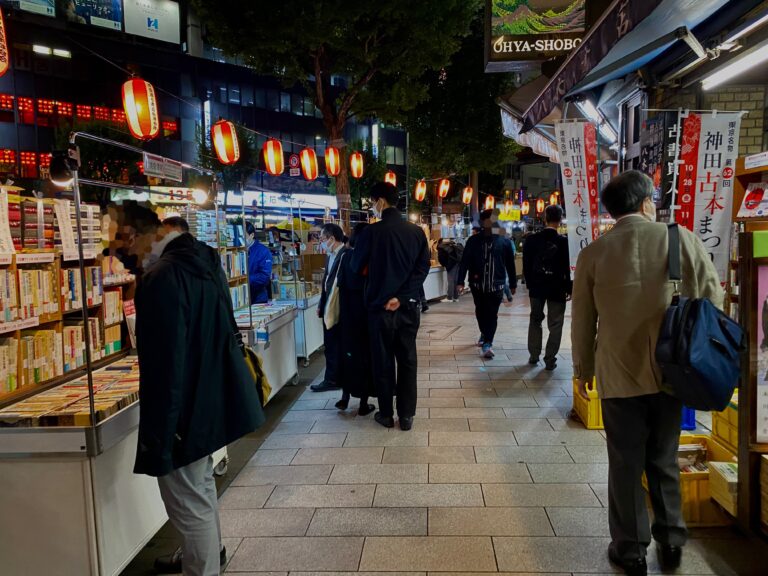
[
  {"xmin": 555, "ymin": 121, "xmax": 600, "ymax": 273},
  {"xmin": 675, "ymin": 112, "xmax": 741, "ymax": 281}
]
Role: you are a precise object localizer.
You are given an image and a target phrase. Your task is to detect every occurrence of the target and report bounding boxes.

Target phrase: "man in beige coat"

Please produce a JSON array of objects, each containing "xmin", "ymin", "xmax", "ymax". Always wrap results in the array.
[{"xmin": 572, "ymin": 171, "xmax": 722, "ymax": 576}]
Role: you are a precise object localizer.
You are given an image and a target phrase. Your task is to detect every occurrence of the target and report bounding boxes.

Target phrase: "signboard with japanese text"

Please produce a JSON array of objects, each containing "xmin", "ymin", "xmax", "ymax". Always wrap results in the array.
[
  {"xmin": 60, "ymin": 0, "xmax": 123, "ymax": 31},
  {"xmin": 555, "ymin": 120, "xmax": 599, "ymax": 273},
  {"xmin": 124, "ymin": 0, "xmax": 180, "ymax": 44},
  {"xmin": 675, "ymin": 112, "xmax": 741, "ymax": 282},
  {"xmin": 639, "ymin": 112, "xmax": 676, "ymax": 207},
  {"xmin": 5, "ymin": 0, "xmax": 55, "ymax": 18}
]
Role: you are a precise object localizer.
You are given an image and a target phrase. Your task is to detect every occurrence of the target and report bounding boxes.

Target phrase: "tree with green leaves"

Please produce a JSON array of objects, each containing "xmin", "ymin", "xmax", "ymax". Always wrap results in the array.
[{"xmin": 192, "ymin": 0, "xmax": 481, "ymax": 228}]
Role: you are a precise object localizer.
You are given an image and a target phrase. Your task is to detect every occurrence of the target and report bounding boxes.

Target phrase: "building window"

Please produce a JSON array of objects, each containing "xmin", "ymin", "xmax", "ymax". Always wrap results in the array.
[
  {"xmin": 56, "ymin": 101, "xmax": 72, "ymax": 117},
  {"xmin": 242, "ymin": 85, "xmax": 254, "ymax": 107},
  {"xmin": 18, "ymin": 97, "xmax": 34, "ymax": 124},
  {"xmin": 163, "ymin": 119, "xmax": 180, "ymax": 139},
  {"xmin": 216, "ymin": 84, "xmax": 228, "ymax": 104},
  {"xmin": 228, "ymin": 84, "xmax": 241, "ymax": 105},
  {"xmin": 0, "ymin": 94, "xmax": 13, "ymax": 123},
  {"xmin": 292, "ymin": 93, "xmax": 304, "ymax": 116},
  {"xmin": 254, "ymin": 89, "xmax": 266, "ymax": 109},
  {"xmin": 395, "ymin": 146, "xmax": 405, "ymax": 165},
  {"xmin": 385, "ymin": 146, "xmax": 395, "ymax": 164},
  {"xmin": 94, "ymin": 106, "xmax": 110, "ymax": 122},
  {"xmin": 279, "ymin": 92, "xmax": 291, "ymax": 113},
  {"xmin": 111, "ymin": 109, "xmax": 126, "ymax": 125},
  {"xmin": 266, "ymin": 90, "xmax": 279, "ymax": 112},
  {"xmin": 303, "ymin": 97, "xmax": 314, "ymax": 117},
  {"xmin": 76, "ymin": 105, "xmax": 92, "ymax": 121},
  {"xmin": 0, "ymin": 149, "xmax": 16, "ymax": 169},
  {"xmin": 20, "ymin": 151, "xmax": 37, "ymax": 178}
]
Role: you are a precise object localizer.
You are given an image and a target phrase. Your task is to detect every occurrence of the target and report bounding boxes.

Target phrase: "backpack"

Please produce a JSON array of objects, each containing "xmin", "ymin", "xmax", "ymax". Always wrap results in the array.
[
  {"xmin": 532, "ymin": 239, "xmax": 559, "ymax": 281},
  {"xmin": 655, "ymin": 224, "xmax": 744, "ymax": 411}
]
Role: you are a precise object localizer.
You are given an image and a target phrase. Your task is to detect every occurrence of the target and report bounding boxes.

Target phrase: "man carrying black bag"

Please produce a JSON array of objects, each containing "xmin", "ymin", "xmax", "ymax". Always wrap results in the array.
[{"xmin": 571, "ymin": 172, "xmax": 722, "ymax": 576}]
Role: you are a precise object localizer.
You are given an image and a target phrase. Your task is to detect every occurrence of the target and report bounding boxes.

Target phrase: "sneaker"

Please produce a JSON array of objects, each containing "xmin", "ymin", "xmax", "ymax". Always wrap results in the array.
[
  {"xmin": 477, "ymin": 335, "xmax": 485, "ymax": 347},
  {"xmin": 528, "ymin": 357, "xmax": 539, "ymax": 365},
  {"xmin": 310, "ymin": 380, "xmax": 341, "ymax": 392},
  {"xmin": 545, "ymin": 360, "xmax": 557, "ymax": 371},
  {"xmin": 482, "ymin": 343, "xmax": 495, "ymax": 359}
]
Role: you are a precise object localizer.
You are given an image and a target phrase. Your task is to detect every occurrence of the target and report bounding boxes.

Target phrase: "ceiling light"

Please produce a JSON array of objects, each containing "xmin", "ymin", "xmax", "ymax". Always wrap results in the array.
[
  {"xmin": 702, "ymin": 42, "xmax": 768, "ymax": 90},
  {"xmin": 574, "ymin": 99, "xmax": 618, "ymax": 144},
  {"xmin": 718, "ymin": 12, "xmax": 768, "ymax": 50},
  {"xmin": 49, "ymin": 152, "xmax": 74, "ymax": 188},
  {"xmin": 53, "ymin": 49, "xmax": 71, "ymax": 59},
  {"xmin": 192, "ymin": 189, "xmax": 210, "ymax": 205},
  {"xmin": 33, "ymin": 45, "xmax": 51, "ymax": 56}
]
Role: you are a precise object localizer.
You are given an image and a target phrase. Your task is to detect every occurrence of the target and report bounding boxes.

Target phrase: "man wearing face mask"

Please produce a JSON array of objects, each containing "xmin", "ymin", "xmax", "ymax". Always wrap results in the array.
[
  {"xmin": 311, "ymin": 223, "xmax": 348, "ymax": 393},
  {"xmin": 572, "ymin": 171, "xmax": 722, "ymax": 576},
  {"xmin": 246, "ymin": 222, "xmax": 273, "ymax": 304},
  {"xmin": 351, "ymin": 182, "xmax": 430, "ymax": 430}
]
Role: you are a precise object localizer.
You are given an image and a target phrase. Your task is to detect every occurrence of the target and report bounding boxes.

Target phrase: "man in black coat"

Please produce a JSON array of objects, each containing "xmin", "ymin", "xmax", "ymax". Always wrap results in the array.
[
  {"xmin": 351, "ymin": 182, "xmax": 431, "ymax": 431},
  {"xmin": 523, "ymin": 204, "xmax": 571, "ymax": 370},
  {"xmin": 111, "ymin": 202, "xmax": 264, "ymax": 575}
]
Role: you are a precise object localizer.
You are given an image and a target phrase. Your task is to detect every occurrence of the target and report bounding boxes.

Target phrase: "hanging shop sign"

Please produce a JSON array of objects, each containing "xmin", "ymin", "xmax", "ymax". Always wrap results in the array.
[
  {"xmin": 639, "ymin": 112, "xmax": 677, "ymax": 207},
  {"xmin": 63, "ymin": 0, "xmax": 123, "ymax": 31},
  {"xmin": 124, "ymin": 0, "xmax": 180, "ymax": 44},
  {"xmin": 288, "ymin": 153, "xmax": 301, "ymax": 177},
  {"xmin": 12, "ymin": 1, "xmax": 55, "ymax": 18},
  {"xmin": 142, "ymin": 153, "xmax": 183, "ymax": 182},
  {"xmin": 674, "ymin": 112, "xmax": 741, "ymax": 282},
  {"xmin": 485, "ymin": 0, "xmax": 586, "ymax": 71},
  {"xmin": 555, "ymin": 120, "xmax": 599, "ymax": 273},
  {"xmin": 745, "ymin": 150, "xmax": 768, "ymax": 171}
]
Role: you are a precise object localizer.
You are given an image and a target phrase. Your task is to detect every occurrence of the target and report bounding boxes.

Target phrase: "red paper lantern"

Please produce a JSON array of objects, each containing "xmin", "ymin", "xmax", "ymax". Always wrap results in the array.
[
  {"xmin": 300, "ymin": 148, "xmax": 319, "ymax": 180},
  {"xmin": 121, "ymin": 78, "xmax": 160, "ymax": 140},
  {"xmin": 536, "ymin": 198, "xmax": 546, "ymax": 214},
  {"xmin": 522, "ymin": 201, "xmax": 530, "ymax": 215},
  {"xmin": 325, "ymin": 146, "xmax": 341, "ymax": 176},
  {"xmin": 504, "ymin": 199, "xmax": 514, "ymax": 214},
  {"xmin": 438, "ymin": 178, "xmax": 451, "ymax": 199},
  {"xmin": 549, "ymin": 193, "xmax": 558, "ymax": 206},
  {"xmin": 211, "ymin": 120, "xmax": 240, "ymax": 165},
  {"xmin": 263, "ymin": 139, "xmax": 284, "ymax": 175},
  {"xmin": 349, "ymin": 152, "xmax": 364, "ymax": 179},
  {"xmin": 385, "ymin": 170, "xmax": 397, "ymax": 187},
  {"xmin": 462, "ymin": 186, "xmax": 473, "ymax": 205},
  {"xmin": 485, "ymin": 196, "xmax": 495, "ymax": 210},
  {"xmin": 414, "ymin": 180, "xmax": 427, "ymax": 202}
]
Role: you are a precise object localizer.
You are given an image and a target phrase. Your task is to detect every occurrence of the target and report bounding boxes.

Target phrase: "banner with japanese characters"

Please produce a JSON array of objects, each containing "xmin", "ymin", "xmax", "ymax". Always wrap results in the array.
[
  {"xmin": 675, "ymin": 112, "xmax": 741, "ymax": 281},
  {"xmin": 555, "ymin": 120, "xmax": 600, "ymax": 274}
]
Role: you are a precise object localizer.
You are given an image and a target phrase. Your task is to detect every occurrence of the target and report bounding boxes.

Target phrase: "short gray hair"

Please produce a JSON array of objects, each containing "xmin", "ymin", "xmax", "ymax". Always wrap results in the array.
[{"xmin": 600, "ymin": 170, "xmax": 653, "ymax": 218}]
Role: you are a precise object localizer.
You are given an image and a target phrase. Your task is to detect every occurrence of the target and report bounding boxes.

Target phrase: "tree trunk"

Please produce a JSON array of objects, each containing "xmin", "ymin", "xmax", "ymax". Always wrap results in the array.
[
  {"xmin": 329, "ymin": 124, "xmax": 351, "ymax": 233},
  {"xmin": 470, "ymin": 169, "xmax": 479, "ymax": 223}
]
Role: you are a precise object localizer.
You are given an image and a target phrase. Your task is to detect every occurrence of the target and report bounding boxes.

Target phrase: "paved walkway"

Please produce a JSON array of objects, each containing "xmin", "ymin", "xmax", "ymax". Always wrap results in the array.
[{"xmin": 218, "ymin": 293, "xmax": 764, "ymax": 575}]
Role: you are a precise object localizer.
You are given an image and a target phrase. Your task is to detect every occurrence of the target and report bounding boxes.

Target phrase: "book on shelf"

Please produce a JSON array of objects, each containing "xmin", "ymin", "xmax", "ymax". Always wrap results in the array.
[
  {"xmin": 104, "ymin": 324, "xmax": 122, "ymax": 356},
  {"xmin": 0, "ymin": 269, "xmax": 18, "ymax": 322},
  {"xmin": 230, "ymin": 283, "xmax": 248, "ymax": 310},
  {"xmin": 20, "ymin": 329, "xmax": 63, "ymax": 387},
  {"xmin": 103, "ymin": 290, "xmax": 122, "ymax": 325},
  {"xmin": 0, "ymin": 337, "xmax": 18, "ymax": 393},
  {"xmin": 22, "ymin": 199, "xmax": 55, "ymax": 250},
  {"xmin": 222, "ymin": 250, "xmax": 247, "ymax": 279},
  {"xmin": 62, "ymin": 317, "xmax": 104, "ymax": 371},
  {"xmin": 7, "ymin": 196, "xmax": 21, "ymax": 251},
  {"xmin": 17, "ymin": 267, "xmax": 59, "ymax": 319},
  {"xmin": 60, "ymin": 266, "xmax": 103, "ymax": 311}
]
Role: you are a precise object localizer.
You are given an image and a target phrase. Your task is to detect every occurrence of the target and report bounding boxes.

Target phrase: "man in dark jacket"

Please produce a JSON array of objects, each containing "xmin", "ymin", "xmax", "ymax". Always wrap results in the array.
[
  {"xmin": 112, "ymin": 203, "xmax": 264, "ymax": 576},
  {"xmin": 246, "ymin": 221, "xmax": 273, "ymax": 303},
  {"xmin": 437, "ymin": 238, "xmax": 463, "ymax": 302},
  {"xmin": 523, "ymin": 204, "xmax": 571, "ymax": 370},
  {"xmin": 351, "ymin": 182, "xmax": 430, "ymax": 431},
  {"xmin": 457, "ymin": 209, "xmax": 517, "ymax": 359}
]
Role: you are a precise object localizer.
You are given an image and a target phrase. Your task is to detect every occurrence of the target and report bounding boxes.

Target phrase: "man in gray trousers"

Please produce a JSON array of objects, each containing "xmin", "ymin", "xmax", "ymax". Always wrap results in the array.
[{"xmin": 571, "ymin": 171, "xmax": 722, "ymax": 576}]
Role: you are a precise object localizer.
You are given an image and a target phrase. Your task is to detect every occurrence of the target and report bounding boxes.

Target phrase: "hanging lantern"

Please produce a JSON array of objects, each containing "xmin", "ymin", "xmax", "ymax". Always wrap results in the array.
[
  {"xmin": 414, "ymin": 180, "xmax": 427, "ymax": 202},
  {"xmin": 549, "ymin": 193, "xmax": 558, "ymax": 206},
  {"xmin": 349, "ymin": 152, "xmax": 364, "ymax": 179},
  {"xmin": 211, "ymin": 120, "xmax": 240, "ymax": 165},
  {"xmin": 504, "ymin": 199, "xmax": 514, "ymax": 214},
  {"xmin": 263, "ymin": 138, "xmax": 284, "ymax": 175},
  {"xmin": 121, "ymin": 78, "xmax": 160, "ymax": 140},
  {"xmin": 485, "ymin": 195, "xmax": 496, "ymax": 210},
  {"xmin": 384, "ymin": 170, "xmax": 397, "ymax": 187},
  {"xmin": 0, "ymin": 8, "xmax": 9, "ymax": 79},
  {"xmin": 462, "ymin": 186, "xmax": 473, "ymax": 205},
  {"xmin": 438, "ymin": 178, "xmax": 451, "ymax": 199},
  {"xmin": 522, "ymin": 200, "xmax": 530, "ymax": 215},
  {"xmin": 325, "ymin": 146, "xmax": 341, "ymax": 176},
  {"xmin": 536, "ymin": 198, "xmax": 546, "ymax": 214},
  {"xmin": 300, "ymin": 148, "xmax": 319, "ymax": 180}
]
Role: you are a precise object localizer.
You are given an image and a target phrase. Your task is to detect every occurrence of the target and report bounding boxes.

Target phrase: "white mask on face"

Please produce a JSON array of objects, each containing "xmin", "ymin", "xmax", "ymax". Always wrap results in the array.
[{"xmin": 642, "ymin": 197, "xmax": 657, "ymax": 222}]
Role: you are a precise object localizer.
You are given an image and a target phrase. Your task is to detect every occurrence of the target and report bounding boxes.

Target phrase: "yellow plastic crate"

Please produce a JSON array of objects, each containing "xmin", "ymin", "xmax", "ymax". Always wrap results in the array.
[
  {"xmin": 572, "ymin": 377, "xmax": 603, "ymax": 430},
  {"xmin": 643, "ymin": 435, "xmax": 736, "ymax": 527},
  {"xmin": 711, "ymin": 392, "xmax": 738, "ymax": 454}
]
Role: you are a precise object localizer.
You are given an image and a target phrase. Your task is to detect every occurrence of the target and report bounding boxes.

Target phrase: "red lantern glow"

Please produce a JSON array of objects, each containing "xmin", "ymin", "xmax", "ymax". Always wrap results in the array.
[
  {"xmin": 325, "ymin": 147, "xmax": 341, "ymax": 176},
  {"xmin": 485, "ymin": 196, "xmax": 496, "ymax": 210},
  {"xmin": 300, "ymin": 148, "xmax": 319, "ymax": 180},
  {"xmin": 414, "ymin": 180, "xmax": 427, "ymax": 202},
  {"xmin": 263, "ymin": 139, "xmax": 284, "ymax": 175},
  {"xmin": 0, "ymin": 9, "xmax": 9, "ymax": 79},
  {"xmin": 121, "ymin": 78, "xmax": 160, "ymax": 140},
  {"xmin": 211, "ymin": 120, "xmax": 240, "ymax": 165},
  {"xmin": 549, "ymin": 193, "xmax": 558, "ymax": 206},
  {"xmin": 462, "ymin": 186, "xmax": 473, "ymax": 205},
  {"xmin": 522, "ymin": 201, "xmax": 530, "ymax": 215},
  {"xmin": 504, "ymin": 199, "xmax": 514, "ymax": 214},
  {"xmin": 536, "ymin": 198, "xmax": 546, "ymax": 214},
  {"xmin": 385, "ymin": 170, "xmax": 397, "ymax": 187},
  {"xmin": 349, "ymin": 152, "xmax": 364, "ymax": 179},
  {"xmin": 438, "ymin": 179, "xmax": 450, "ymax": 199}
]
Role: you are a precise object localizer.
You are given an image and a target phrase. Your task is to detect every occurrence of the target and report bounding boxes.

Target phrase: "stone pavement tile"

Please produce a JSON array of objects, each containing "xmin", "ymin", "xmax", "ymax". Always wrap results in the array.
[
  {"xmin": 475, "ymin": 446, "xmax": 573, "ymax": 464},
  {"xmin": 503, "ymin": 407, "xmax": 565, "ymax": 419},
  {"xmin": 493, "ymin": 536, "xmax": 617, "ymax": 573},
  {"xmin": 483, "ymin": 359, "xmax": 519, "ymax": 368},
  {"xmin": 430, "ymin": 407, "xmax": 507, "ymax": 419},
  {"xmin": 227, "ymin": 537, "xmax": 364, "ymax": 572},
  {"xmin": 292, "ymin": 447, "xmax": 384, "ymax": 465},
  {"xmin": 417, "ymin": 380, "xmax": 461, "ymax": 389},
  {"xmin": 428, "ymin": 462, "xmax": 531, "ymax": 484},
  {"xmin": 344, "ymin": 431, "xmax": 429, "ymax": 447},
  {"xmin": 292, "ymin": 573, "xmax": 423, "ymax": 576},
  {"xmin": 410, "ymin": 418, "xmax": 470, "ymax": 432},
  {"xmin": 428, "ymin": 431, "xmax": 518, "ymax": 447},
  {"xmin": 282, "ymin": 409, "xmax": 354, "ymax": 422},
  {"xmin": 310, "ymin": 418, "xmax": 391, "ymax": 433},
  {"xmin": 431, "ymin": 359, "xmax": 478, "ymax": 367},
  {"xmin": 536, "ymin": 397, "xmax": 578, "ymax": 408},
  {"xmin": 457, "ymin": 365, "xmax": 491, "ymax": 373},
  {"xmin": 487, "ymin": 368, "xmax": 523, "ymax": 377},
  {"xmin": 430, "ymin": 388, "xmax": 498, "ymax": 398},
  {"xmin": 375, "ymin": 483, "xmax": 484, "ymax": 507},
  {"xmin": 483, "ymin": 483, "xmax": 602, "ymax": 507},
  {"xmin": 591, "ymin": 483, "xmax": 609, "ymax": 507},
  {"xmin": 232, "ymin": 465, "xmax": 333, "ymax": 486},
  {"xmin": 271, "ymin": 421, "xmax": 314, "ymax": 435},
  {"xmin": 464, "ymin": 397, "xmax": 539, "ymax": 408},
  {"xmin": 455, "ymin": 359, "xmax": 485, "ymax": 366},
  {"xmin": 307, "ymin": 507, "xmax": 428, "ymax": 536},
  {"xmin": 429, "ymin": 507, "xmax": 553, "ymax": 536},
  {"xmin": 459, "ymin": 380, "xmax": 522, "ymax": 390},
  {"xmin": 414, "ymin": 397, "xmax": 466, "ymax": 408},
  {"xmin": 515, "ymin": 430, "xmax": 606, "ymax": 446},
  {"xmin": 359, "ymin": 537, "xmax": 496, "ymax": 572},
  {"xmin": 327, "ymin": 398, "xmax": 381, "ymax": 410},
  {"xmin": 419, "ymin": 366, "xmax": 457, "ymax": 374},
  {"xmin": 568, "ymin": 444, "xmax": 610, "ymax": 463},
  {"xmin": 290, "ymin": 399, "xmax": 329, "ymax": 410},
  {"xmin": 548, "ymin": 418, "xmax": 586, "ymax": 430},
  {"xmin": 383, "ymin": 446, "xmax": 476, "ymax": 464},
  {"xmin": 431, "ymin": 372, "xmax": 489, "ymax": 381},
  {"xmin": 546, "ymin": 507, "xmax": 610, "ymax": 537},
  {"xmin": 468, "ymin": 418, "xmax": 554, "ymax": 432},
  {"xmin": 430, "ymin": 573, "xmax": 567, "ymax": 576},
  {"xmin": 329, "ymin": 464, "xmax": 428, "ymax": 484},
  {"xmin": 246, "ymin": 449, "xmax": 297, "ymax": 466},
  {"xmin": 219, "ymin": 486, "xmax": 276, "ymax": 509},
  {"xmin": 261, "ymin": 433, "xmax": 347, "ymax": 449},
  {"xmin": 528, "ymin": 463, "xmax": 610, "ymax": 484},
  {"xmin": 265, "ymin": 484, "xmax": 375, "ymax": 508},
  {"xmin": 219, "ymin": 508, "xmax": 314, "ymax": 537}
]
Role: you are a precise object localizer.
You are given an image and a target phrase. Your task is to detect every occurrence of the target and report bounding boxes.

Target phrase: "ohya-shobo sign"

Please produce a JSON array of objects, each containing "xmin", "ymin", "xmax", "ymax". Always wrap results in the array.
[{"xmin": 485, "ymin": 0, "xmax": 586, "ymax": 72}]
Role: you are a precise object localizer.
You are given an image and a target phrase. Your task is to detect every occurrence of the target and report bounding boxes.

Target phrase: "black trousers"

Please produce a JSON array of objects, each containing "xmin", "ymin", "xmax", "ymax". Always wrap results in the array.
[
  {"xmin": 602, "ymin": 392, "xmax": 688, "ymax": 561},
  {"xmin": 528, "ymin": 297, "xmax": 566, "ymax": 363},
  {"xmin": 471, "ymin": 287, "xmax": 503, "ymax": 345},
  {"xmin": 369, "ymin": 305, "xmax": 420, "ymax": 418},
  {"xmin": 323, "ymin": 324, "xmax": 341, "ymax": 384}
]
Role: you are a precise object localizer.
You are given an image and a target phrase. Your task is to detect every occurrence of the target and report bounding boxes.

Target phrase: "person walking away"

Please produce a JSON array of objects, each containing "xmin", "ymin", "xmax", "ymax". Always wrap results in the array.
[
  {"xmin": 523, "ymin": 204, "xmax": 571, "ymax": 370},
  {"xmin": 245, "ymin": 222, "xmax": 273, "ymax": 304},
  {"xmin": 351, "ymin": 182, "xmax": 430, "ymax": 431},
  {"xmin": 334, "ymin": 222, "xmax": 376, "ymax": 415},
  {"xmin": 571, "ymin": 171, "xmax": 722, "ymax": 576},
  {"xmin": 456, "ymin": 209, "xmax": 517, "ymax": 359},
  {"xmin": 110, "ymin": 203, "xmax": 264, "ymax": 576},
  {"xmin": 437, "ymin": 238, "xmax": 463, "ymax": 302},
  {"xmin": 310, "ymin": 223, "xmax": 348, "ymax": 392}
]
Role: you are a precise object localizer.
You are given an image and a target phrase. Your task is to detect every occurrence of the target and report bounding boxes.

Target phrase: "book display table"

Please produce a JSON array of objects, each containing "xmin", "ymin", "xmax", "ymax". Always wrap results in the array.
[
  {"xmin": 423, "ymin": 265, "xmax": 448, "ymax": 301},
  {"xmin": 277, "ymin": 294, "xmax": 323, "ymax": 366}
]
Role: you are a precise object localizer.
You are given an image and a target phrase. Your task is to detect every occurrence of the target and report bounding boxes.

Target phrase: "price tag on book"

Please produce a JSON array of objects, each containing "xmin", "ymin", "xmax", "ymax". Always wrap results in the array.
[{"xmin": 16, "ymin": 253, "xmax": 55, "ymax": 264}]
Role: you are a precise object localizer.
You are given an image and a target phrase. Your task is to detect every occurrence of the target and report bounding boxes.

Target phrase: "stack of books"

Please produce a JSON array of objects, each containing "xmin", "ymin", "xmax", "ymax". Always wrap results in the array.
[
  {"xmin": 7, "ymin": 197, "xmax": 21, "ymax": 251},
  {"xmin": 60, "ymin": 266, "xmax": 103, "ymax": 311},
  {"xmin": 63, "ymin": 317, "xmax": 104, "ymax": 371},
  {"xmin": 17, "ymin": 268, "xmax": 59, "ymax": 319},
  {"xmin": 222, "ymin": 250, "xmax": 247, "ymax": 279},
  {"xmin": 0, "ymin": 268, "xmax": 18, "ymax": 322},
  {"xmin": 188, "ymin": 210, "xmax": 217, "ymax": 248},
  {"xmin": 104, "ymin": 325, "xmax": 122, "ymax": 356},
  {"xmin": 0, "ymin": 337, "xmax": 18, "ymax": 393},
  {"xmin": 22, "ymin": 199, "xmax": 55, "ymax": 250},
  {"xmin": 19, "ymin": 329, "xmax": 63, "ymax": 387},
  {"xmin": 103, "ymin": 290, "xmax": 122, "ymax": 325},
  {"xmin": 230, "ymin": 283, "xmax": 248, "ymax": 311},
  {"xmin": 709, "ymin": 461, "xmax": 738, "ymax": 516}
]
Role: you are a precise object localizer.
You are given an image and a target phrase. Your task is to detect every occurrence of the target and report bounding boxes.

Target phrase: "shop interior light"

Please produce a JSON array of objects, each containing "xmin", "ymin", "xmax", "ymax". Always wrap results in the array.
[
  {"xmin": 192, "ymin": 189, "xmax": 209, "ymax": 205},
  {"xmin": 575, "ymin": 99, "xmax": 618, "ymax": 143},
  {"xmin": 53, "ymin": 49, "xmax": 72, "ymax": 59},
  {"xmin": 702, "ymin": 42, "xmax": 768, "ymax": 90},
  {"xmin": 49, "ymin": 151, "xmax": 74, "ymax": 188},
  {"xmin": 33, "ymin": 45, "xmax": 52, "ymax": 56}
]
